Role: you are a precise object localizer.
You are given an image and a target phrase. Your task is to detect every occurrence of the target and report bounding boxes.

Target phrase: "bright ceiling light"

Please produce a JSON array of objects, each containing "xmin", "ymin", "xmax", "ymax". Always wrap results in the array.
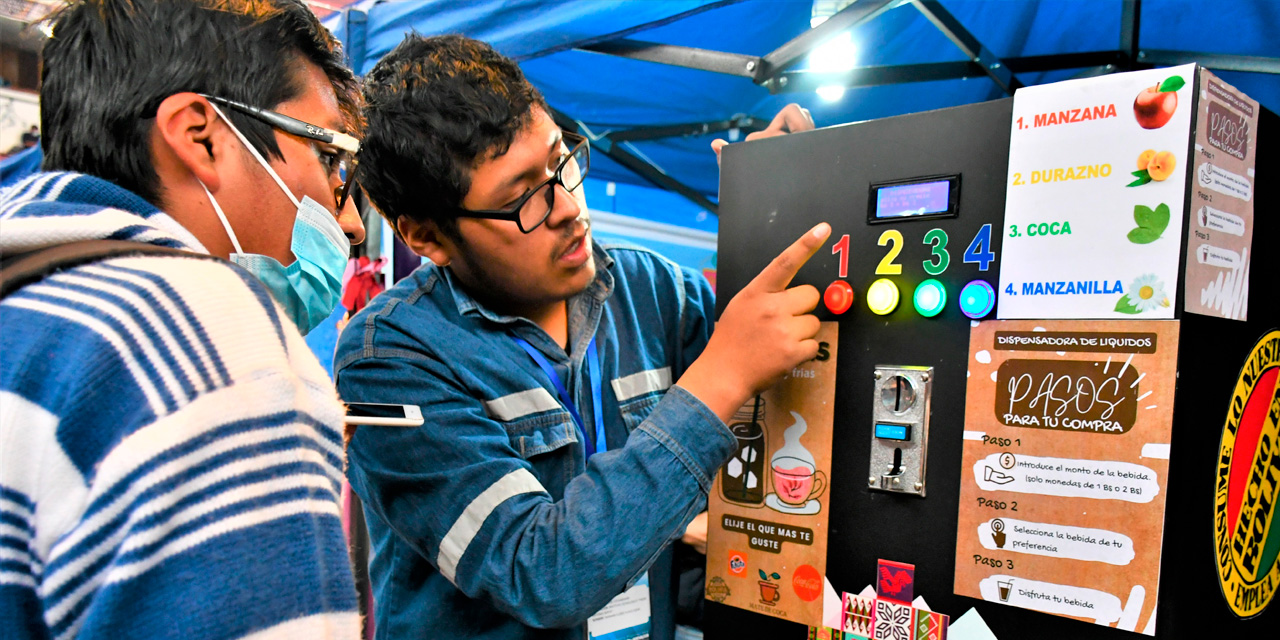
[
  {"xmin": 816, "ymin": 86, "xmax": 846, "ymax": 102},
  {"xmin": 809, "ymin": 31, "xmax": 856, "ymax": 73},
  {"xmin": 808, "ymin": 31, "xmax": 855, "ymax": 103}
]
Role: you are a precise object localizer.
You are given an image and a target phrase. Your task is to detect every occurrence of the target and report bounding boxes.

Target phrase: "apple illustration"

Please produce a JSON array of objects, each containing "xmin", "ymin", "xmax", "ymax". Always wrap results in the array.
[{"xmin": 1133, "ymin": 81, "xmax": 1179, "ymax": 129}]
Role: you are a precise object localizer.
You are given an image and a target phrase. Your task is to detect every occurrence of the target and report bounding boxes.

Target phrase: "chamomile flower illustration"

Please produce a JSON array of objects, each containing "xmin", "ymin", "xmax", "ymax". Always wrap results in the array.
[{"xmin": 1116, "ymin": 274, "xmax": 1170, "ymax": 313}]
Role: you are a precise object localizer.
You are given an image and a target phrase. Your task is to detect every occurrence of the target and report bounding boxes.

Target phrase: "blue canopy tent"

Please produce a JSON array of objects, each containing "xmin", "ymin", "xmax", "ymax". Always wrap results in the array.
[
  {"xmin": 308, "ymin": 7, "xmax": 1278, "ymax": 631},
  {"xmin": 324, "ymin": 0, "xmax": 1280, "ymax": 249}
]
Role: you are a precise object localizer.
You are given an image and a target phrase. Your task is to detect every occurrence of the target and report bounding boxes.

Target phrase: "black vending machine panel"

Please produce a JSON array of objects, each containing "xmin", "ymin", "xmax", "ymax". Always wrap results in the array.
[{"xmin": 707, "ymin": 97, "xmax": 1278, "ymax": 638}]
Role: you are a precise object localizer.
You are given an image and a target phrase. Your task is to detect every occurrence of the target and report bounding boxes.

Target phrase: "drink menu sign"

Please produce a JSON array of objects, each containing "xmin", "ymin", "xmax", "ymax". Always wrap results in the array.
[
  {"xmin": 954, "ymin": 320, "xmax": 1180, "ymax": 635},
  {"xmin": 706, "ymin": 322, "xmax": 837, "ymax": 627},
  {"xmin": 997, "ymin": 64, "xmax": 1196, "ymax": 319},
  {"xmin": 1184, "ymin": 70, "xmax": 1259, "ymax": 320}
]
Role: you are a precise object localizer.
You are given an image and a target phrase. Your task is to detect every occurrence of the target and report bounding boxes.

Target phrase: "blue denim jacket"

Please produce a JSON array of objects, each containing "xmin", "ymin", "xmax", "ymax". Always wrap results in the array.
[{"xmin": 336, "ymin": 243, "xmax": 735, "ymax": 639}]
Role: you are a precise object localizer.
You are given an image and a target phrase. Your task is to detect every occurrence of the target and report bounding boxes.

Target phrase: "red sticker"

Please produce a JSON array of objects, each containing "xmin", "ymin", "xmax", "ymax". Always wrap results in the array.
[
  {"xmin": 825, "ymin": 280, "xmax": 855, "ymax": 315},
  {"xmin": 793, "ymin": 564, "xmax": 822, "ymax": 602},
  {"xmin": 877, "ymin": 559, "xmax": 915, "ymax": 604}
]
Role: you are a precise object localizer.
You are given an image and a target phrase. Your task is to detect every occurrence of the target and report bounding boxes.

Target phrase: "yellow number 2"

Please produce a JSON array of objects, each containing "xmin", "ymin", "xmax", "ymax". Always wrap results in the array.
[{"xmin": 876, "ymin": 229, "xmax": 903, "ymax": 275}]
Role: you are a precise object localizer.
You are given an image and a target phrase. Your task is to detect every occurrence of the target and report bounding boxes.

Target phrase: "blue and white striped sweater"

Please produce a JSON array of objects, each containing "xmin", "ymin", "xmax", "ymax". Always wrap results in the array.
[{"xmin": 0, "ymin": 172, "xmax": 358, "ymax": 639}]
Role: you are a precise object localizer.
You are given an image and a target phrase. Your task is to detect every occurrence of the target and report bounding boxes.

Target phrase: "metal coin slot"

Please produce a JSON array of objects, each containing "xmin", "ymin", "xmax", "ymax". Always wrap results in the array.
[
  {"xmin": 869, "ymin": 366, "xmax": 933, "ymax": 497},
  {"xmin": 880, "ymin": 375, "xmax": 916, "ymax": 413}
]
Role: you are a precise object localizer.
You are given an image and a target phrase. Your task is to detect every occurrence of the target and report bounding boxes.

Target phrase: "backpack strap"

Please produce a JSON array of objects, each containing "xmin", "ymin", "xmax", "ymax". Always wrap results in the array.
[{"xmin": 0, "ymin": 240, "xmax": 213, "ymax": 300}]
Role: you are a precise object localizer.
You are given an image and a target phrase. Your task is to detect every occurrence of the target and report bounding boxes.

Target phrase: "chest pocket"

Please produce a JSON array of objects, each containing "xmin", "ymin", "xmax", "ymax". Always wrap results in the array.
[
  {"xmin": 612, "ymin": 367, "xmax": 673, "ymax": 433},
  {"xmin": 506, "ymin": 411, "xmax": 578, "ymax": 458},
  {"xmin": 485, "ymin": 387, "xmax": 579, "ymax": 498}
]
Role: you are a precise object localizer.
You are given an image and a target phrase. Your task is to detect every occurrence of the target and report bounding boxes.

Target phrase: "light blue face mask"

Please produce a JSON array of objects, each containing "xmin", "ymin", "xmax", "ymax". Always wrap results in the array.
[{"xmin": 201, "ymin": 103, "xmax": 351, "ymax": 335}]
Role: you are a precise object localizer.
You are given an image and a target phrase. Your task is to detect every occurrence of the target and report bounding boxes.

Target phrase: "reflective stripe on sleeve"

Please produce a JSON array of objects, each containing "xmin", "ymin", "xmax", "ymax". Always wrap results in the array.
[
  {"xmin": 437, "ymin": 468, "xmax": 548, "ymax": 584},
  {"xmin": 610, "ymin": 367, "xmax": 672, "ymax": 402}
]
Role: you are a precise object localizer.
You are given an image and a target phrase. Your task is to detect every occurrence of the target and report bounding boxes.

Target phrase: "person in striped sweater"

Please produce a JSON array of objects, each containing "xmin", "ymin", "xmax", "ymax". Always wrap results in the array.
[{"xmin": 1, "ymin": 1, "xmax": 365, "ymax": 638}]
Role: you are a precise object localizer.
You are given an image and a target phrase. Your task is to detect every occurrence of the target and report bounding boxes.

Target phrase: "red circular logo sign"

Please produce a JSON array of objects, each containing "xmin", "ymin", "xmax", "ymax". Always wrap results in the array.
[
  {"xmin": 792, "ymin": 564, "xmax": 822, "ymax": 602},
  {"xmin": 1214, "ymin": 330, "xmax": 1280, "ymax": 618}
]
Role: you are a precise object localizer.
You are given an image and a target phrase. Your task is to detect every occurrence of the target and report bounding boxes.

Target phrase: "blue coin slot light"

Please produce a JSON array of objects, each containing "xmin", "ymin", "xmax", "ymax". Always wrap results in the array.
[{"xmin": 874, "ymin": 423, "xmax": 912, "ymax": 441}]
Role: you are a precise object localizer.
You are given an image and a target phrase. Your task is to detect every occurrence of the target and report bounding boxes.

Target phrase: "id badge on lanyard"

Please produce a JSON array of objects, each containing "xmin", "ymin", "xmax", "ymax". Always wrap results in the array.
[
  {"xmin": 509, "ymin": 336, "xmax": 652, "ymax": 639},
  {"xmin": 587, "ymin": 573, "xmax": 651, "ymax": 640}
]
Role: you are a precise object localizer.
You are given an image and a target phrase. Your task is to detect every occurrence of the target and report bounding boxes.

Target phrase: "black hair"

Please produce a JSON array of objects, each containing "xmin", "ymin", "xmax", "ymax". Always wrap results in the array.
[
  {"xmin": 358, "ymin": 34, "xmax": 548, "ymax": 235},
  {"xmin": 40, "ymin": 0, "xmax": 360, "ymax": 206}
]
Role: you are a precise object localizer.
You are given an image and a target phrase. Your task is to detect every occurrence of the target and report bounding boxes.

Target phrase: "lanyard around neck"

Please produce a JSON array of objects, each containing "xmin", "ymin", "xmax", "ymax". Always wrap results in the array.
[{"xmin": 510, "ymin": 336, "xmax": 606, "ymax": 460}]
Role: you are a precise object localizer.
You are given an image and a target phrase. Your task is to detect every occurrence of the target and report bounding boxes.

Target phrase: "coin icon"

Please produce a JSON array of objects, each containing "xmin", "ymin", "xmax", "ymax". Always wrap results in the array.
[{"xmin": 999, "ymin": 452, "xmax": 1016, "ymax": 469}]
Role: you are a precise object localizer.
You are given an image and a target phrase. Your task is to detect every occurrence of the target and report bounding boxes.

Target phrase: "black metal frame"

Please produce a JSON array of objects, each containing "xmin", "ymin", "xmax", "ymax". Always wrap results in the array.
[
  {"xmin": 568, "ymin": 0, "xmax": 1280, "ymax": 213},
  {"xmin": 575, "ymin": 0, "xmax": 1280, "ymax": 98},
  {"xmin": 548, "ymin": 108, "xmax": 722, "ymax": 214}
]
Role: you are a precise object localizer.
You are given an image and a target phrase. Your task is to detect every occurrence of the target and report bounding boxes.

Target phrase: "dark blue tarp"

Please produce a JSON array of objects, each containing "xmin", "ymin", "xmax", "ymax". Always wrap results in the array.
[{"xmin": 327, "ymin": 0, "xmax": 1280, "ymax": 222}]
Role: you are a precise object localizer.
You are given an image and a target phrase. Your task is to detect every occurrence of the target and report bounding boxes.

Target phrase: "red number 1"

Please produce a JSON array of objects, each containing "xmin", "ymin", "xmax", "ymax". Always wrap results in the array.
[{"xmin": 832, "ymin": 234, "xmax": 850, "ymax": 278}]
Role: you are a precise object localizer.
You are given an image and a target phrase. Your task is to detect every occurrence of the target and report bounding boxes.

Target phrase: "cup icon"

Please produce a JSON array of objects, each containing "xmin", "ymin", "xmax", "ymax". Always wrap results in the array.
[
  {"xmin": 998, "ymin": 580, "xmax": 1013, "ymax": 602},
  {"xmin": 759, "ymin": 580, "xmax": 781, "ymax": 605},
  {"xmin": 771, "ymin": 456, "xmax": 827, "ymax": 506}
]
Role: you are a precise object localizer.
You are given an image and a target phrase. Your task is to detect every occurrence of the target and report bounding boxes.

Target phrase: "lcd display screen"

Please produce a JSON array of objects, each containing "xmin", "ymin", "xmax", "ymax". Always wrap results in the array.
[{"xmin": 868, "ymin": 175, "xmax": 960, "ymax": 223}]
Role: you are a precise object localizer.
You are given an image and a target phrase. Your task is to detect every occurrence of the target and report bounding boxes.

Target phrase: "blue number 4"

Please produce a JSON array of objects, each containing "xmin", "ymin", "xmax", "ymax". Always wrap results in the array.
[{"xmin": 964, "ymin": 224, "xmax": 996, "ymax": 271}]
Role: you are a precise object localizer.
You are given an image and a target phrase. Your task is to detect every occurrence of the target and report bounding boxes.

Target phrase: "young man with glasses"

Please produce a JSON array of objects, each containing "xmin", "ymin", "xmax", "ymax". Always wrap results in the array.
[
  {"xmin": 336, "ymin": 34, "xmax": 828, "ymax": 639},
  {"xmin": 0, "ymin": 1, "xmax": 365, "ymax": 637}
]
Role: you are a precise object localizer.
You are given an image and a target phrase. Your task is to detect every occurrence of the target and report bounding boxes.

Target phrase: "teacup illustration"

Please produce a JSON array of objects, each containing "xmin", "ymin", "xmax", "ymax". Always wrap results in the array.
[{"xmin": 771, "ymin": 456, "xmax": 827, "ymax": 506}]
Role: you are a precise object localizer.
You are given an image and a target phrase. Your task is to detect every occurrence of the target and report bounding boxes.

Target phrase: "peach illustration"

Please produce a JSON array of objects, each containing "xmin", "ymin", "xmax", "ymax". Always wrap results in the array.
[
  {"xmin": 1147, "ymin": 151, "xmax": 1177, "ymax": 181},
  {"xmin": 1137, "ymin": 149, "xmax": 1156, "ymax": 170}
]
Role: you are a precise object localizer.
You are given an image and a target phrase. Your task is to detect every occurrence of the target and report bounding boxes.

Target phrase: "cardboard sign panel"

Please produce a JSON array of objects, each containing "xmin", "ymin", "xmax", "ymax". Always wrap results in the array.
[
  {"xmin": 1184, "ymin": 70, "xmax": 1259, "ymax": 321},
  {"xmin": 954, "ymin": 320, "xmax": 1180, "ymax": 635},
  {"xmin": 707, "ymin": 322, "xmax": 838, "ymax": 627}
]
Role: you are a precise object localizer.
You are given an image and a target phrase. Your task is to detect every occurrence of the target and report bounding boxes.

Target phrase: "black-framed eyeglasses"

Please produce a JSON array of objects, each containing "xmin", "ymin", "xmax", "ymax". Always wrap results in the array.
[
  {"xmin": 200, "ymin": 94, "xmax": 362, "ymax": 211},
  {"xmin": 448, "ymin": 130, "xmax": 590, "ymax": 234}
]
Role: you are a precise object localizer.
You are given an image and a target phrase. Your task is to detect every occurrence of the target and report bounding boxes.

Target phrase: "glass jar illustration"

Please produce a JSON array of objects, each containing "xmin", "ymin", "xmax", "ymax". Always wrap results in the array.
[{"xmin": 720, "ymin": 396, "xmax": 766, "ymax": 506}]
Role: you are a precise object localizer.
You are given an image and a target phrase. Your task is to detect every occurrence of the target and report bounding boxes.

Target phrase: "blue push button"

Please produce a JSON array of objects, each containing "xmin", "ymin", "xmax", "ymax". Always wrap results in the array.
[{"xmin": 875, "ymin": 423, "xmax": 912, "ymax": 441}]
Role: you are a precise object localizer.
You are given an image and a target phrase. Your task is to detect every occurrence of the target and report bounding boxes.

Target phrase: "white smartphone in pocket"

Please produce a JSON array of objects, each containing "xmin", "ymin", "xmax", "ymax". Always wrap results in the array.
[{"xmin": 343, "ymin": 402, "xmax": 424, "ymax": 427}]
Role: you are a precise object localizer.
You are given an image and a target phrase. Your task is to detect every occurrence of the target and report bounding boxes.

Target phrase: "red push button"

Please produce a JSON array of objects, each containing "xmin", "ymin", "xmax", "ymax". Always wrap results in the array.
[{"xmin": 824, "ymin": 280, "xmax": 855, "ymax": 315}]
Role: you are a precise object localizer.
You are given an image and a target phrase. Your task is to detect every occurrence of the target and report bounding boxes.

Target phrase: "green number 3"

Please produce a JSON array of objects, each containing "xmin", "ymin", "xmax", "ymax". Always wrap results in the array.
[{"xmin": 923, "ymin": 228, "xmax": 950, "ymax": 275}]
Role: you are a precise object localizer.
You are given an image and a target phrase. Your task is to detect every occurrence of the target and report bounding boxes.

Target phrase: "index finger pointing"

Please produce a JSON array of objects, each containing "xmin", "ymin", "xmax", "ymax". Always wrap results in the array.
[{"xmin": 751, "ymin": 222, "xmax": 831, "ymax": 293}]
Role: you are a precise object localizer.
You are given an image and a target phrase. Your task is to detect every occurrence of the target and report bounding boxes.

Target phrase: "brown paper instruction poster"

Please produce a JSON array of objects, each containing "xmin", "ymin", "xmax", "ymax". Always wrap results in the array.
[
  {"xmin": 706, "ymin": 322, "xmax": 837, "ymax": 627},
  {"xmin": 954, "ymin": 320, "xmax": 1179, "ymax": 635},
  {"xmin": 1184, "ymin": 69, "xmax": 1259, "ymax": 320}
]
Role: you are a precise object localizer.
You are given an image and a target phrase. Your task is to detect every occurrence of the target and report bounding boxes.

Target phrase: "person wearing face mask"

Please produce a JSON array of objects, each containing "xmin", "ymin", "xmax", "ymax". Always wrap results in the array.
[
  {"xmin": 0, "ymin": 1, "xmax": 365, "ymax": 638},
  {"xmin": 197, "ymin": 96, "xmax": 356, "ymax": 334}
]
